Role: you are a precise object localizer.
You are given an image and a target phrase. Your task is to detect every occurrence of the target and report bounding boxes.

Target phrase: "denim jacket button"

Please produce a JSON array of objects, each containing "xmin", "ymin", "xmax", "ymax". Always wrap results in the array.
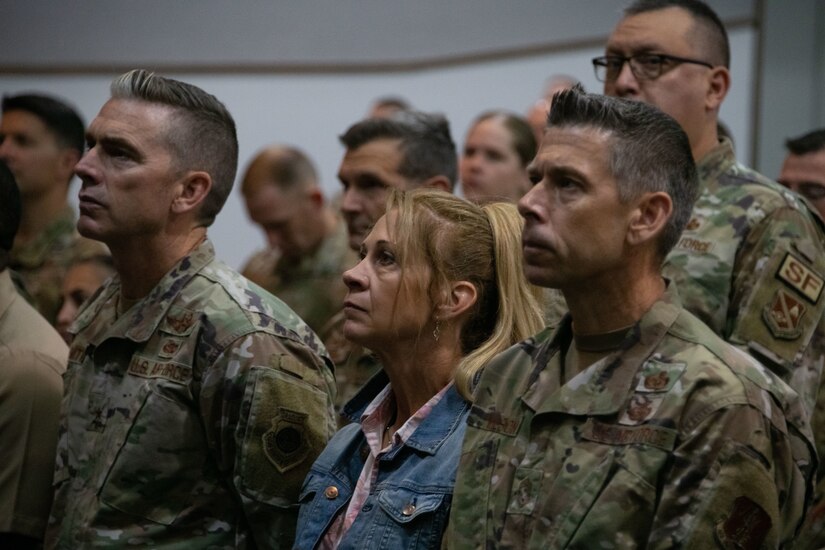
[
  {"xmin": 324, "ymin": 486, "xmax": 339, "ymax": 499},
  {"xmin": 402, "ymin": 503, "xmax": 416, "ymax": 516}
]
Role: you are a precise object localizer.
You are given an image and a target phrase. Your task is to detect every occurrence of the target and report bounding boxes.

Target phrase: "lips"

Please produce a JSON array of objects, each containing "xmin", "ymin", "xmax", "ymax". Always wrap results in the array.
[
  {"xmin": 343, "ymin": 300, "xmax": 366, "ymax": 313},
  {"xmin": 78, "ymin": 193, "xmax": 104, "ymax": 207}
]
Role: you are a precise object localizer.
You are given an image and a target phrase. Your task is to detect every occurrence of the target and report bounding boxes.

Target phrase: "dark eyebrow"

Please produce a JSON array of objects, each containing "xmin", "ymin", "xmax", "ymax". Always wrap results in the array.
[{"xmin": 547, "ymin": 165, "xmax": 587, "ymax": 182}]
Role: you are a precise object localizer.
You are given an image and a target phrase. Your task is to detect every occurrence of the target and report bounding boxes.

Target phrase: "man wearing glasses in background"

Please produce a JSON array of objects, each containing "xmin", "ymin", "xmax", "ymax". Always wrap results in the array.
[{"xmin": 596, "ymin": 3, "xmax": 825, "ymax": 543}]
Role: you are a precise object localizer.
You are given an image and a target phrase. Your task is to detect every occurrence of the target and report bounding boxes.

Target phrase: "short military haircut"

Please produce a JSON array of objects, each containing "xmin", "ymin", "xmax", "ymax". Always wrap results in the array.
[
  {"xmin": 548, "ymin": 85, "xmax": 698, "ymax": 259},
  {"xmin": 109, "ymin": 69, "xmax": 238, "ymax": 227},
  {"xmin": 0, "ymin": 161, "xmax": 21, "ymax": 265},
  {"xmin": 786, "ymin": 129, "xmax": 825, "ymax": 156},
  {"xmin": 241, "ymin": 146, "xmax": 318, "ymax": 196},
  {"xmin": 625, "ymin": 0, "xmax": 730, "ymax": 68},
  {"xmin": 2, "ymin": 93, "xmax": 85, "ymax": 154},
  {"xmin": 339, "ymin": 110, "xmax": 458, "ymax": 189}
]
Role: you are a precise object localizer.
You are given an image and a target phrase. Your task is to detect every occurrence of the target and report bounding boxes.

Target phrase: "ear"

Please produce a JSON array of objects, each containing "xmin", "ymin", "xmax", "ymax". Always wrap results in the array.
[
  {"xmin": 58, "ymin": 148, "xmax": 81, "ymax": 183},
  {"xmin": 705, "ymin": 66, "xmax": 730, "ymax": 112},
  {"xmin": 421, "ymin": 175, "xmax": 453, "ymax": 193},
  {"xmin": 171, "ymin": 171, "xmax": 212, "ymax": 215},
  {"xmin": 626, "ymin": 192, "xmax": 672, "ymax": 247},
  {"xmin": 307, "ymin": 188, "xmax": 325, "ymax": 208},
  {"xmin": 436, "ymin": 280, "xmax": 478, "ymax": 322}
]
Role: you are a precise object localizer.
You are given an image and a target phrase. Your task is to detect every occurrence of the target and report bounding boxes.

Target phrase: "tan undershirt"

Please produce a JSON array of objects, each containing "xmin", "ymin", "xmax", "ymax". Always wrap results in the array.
[{"xmin": 562, "ymin": 324, "xmax": 633, "ymax": 383}]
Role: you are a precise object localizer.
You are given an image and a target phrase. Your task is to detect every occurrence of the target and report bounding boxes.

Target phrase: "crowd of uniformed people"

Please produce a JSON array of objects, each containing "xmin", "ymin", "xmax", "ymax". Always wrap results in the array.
[{"xmin": 3, "ymin": 0, "xmax": 825, "ymax": 548}]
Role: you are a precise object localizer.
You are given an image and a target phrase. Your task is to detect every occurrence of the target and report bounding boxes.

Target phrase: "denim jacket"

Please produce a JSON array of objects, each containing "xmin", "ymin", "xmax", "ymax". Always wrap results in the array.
[{"xmin": 294, "ymin": 371, "xmax": 470, "ymax": 549}]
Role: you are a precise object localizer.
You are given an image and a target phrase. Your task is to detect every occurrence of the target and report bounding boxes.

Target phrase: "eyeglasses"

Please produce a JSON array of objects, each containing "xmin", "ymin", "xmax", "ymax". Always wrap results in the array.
[{"xmin": 592, "ymin": 53, "xmax": 714, "ymax": 82}]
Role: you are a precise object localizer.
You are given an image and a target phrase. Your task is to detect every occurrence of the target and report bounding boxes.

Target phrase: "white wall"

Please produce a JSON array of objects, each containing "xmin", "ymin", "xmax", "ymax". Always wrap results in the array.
[{"xmin": 0, "ymin": 28, "xmax": 754, "ymax": 270}]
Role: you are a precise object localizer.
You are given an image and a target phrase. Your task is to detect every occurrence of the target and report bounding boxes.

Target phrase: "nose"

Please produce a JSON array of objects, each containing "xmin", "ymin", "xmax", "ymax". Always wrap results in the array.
[
  {"xmin": 342, "ymin": 259, "xmax": 368, "ymax": 291},
  {"xmin": 55, "ymin": 300, "xmax": 76, "ymax": 338},
  {"xmin": 0, "ymin": 138, "xmax": 13, "ymax": 162},
  {"xmin": 340, "ymin": 187, "xmax": 361, "ymax": 216},
  {"xmin": 517, "ymin": 184, "xmax": 543, "ymax": 222},
  {"xmin": 608, "ymin": 61, "xmax": 639, "ymax": 98},
  {"xmin": 74, "ymin": 149, "xmax": 96, "ymax": 182}
]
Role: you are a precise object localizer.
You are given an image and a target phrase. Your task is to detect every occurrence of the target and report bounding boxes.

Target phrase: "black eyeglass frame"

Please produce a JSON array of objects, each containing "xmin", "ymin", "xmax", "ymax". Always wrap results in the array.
[{"xmin": 591, "ymin": 53, "xmax": 715, "ymax": 82}]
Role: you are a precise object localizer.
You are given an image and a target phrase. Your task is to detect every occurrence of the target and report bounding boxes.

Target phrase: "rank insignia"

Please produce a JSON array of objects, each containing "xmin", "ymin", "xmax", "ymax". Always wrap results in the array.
[
  {"xmin": 763, "ymin": 288, "xmax": 806, "ymax": 340},
  {"xmin": 685, "ymin": 216, "xmax": 702, "ymax": 231},
  {"xmin": 262, "ymin": 407, "xmax": 309, "ymax": 473}
]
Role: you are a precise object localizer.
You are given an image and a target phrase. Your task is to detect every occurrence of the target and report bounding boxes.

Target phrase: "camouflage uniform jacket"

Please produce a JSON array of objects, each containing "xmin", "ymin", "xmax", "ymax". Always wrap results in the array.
[
  {"xmin": 46, "ymin": 239, "xmax": 337, "ymax": 549},
  {"xmin": 242, "ymin": 220, "xmax": 357, "ymax": 336},
  {"xmin": 10, "ymin": 205, "xmax": 106, "ymax": 324},
  {"xmin": 445, "ymin": 288, "xmax": 815, "ymax": 549},
  {"xmin": 662, "ymin": 138, "xmax": 825, "ymax": 417}
]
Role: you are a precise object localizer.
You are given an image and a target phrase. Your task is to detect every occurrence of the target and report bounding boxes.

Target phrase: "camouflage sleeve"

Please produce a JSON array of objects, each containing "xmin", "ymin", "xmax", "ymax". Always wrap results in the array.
[
  {"xmin": 649, "ymin": 402, "xmax": 813, "ymax": 548},
  {"xmin": 198, "ymin": 331, "xmax": 336, "ymax": 549},
  {"xmin": 727, "ymin": 206, "xmax": 825, "ymax": 415}
]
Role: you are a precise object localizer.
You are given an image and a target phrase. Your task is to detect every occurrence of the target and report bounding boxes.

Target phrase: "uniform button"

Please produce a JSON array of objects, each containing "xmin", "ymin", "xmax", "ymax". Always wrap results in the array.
[
  {"xmin": 402, "ymin": 503, "xmax": 416, "ymax": 516},
  {"xmin": 324, "ymin": 486, "xmax": 339, "ymax": 499}
]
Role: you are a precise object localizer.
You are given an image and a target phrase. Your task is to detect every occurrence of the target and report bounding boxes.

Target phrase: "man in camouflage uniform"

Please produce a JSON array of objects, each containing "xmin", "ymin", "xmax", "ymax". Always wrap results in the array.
[
  {"xmin": 46, "ymin": 70, "xmax": 336, "ymax": 549},
  {"xmin": 599, "ymin": 0, "xmax": 825, "ymax": 416},
  {"xmin": 598, "ymin": 2, "xmax": 825, "ymax": 544},
  {"xmin": 0, "ymin": 93, "xmax": 106, "ymax": 324},
  {"xmin": 239, "ymin": 145, "xmax": 357, "ymax": 335},
  {"xmin": 329, "ymin": 111, "xmax": 457, "ymax": 414},
  {"xmin": 446, "ymin": 88, "xmax": 815, "ymax": 548}
]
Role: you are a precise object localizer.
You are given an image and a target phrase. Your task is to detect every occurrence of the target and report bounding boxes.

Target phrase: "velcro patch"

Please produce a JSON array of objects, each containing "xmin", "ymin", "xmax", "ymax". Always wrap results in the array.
[
  {"xmin": 675, "ymin": 236, "xmax": 715, "ymax": 254},
  {"xmin": 635, "ymin": 358, "xmax": 686, "ymax": 393},
  {"xmin": 580, "ymin": 419, "xmax": 676, "ymax": 451},
  {"xmin": 762, "ymin": 289, "xmax": 806, "ymax": 340},
  {"xmin": 466, "ymin": 405, "xmax": 521, "ymax": 436},
  {"xmin": 715, "ymin": 496, "xmax": 771, "ymax": 550},
  {"xmin": 776, "ymin": 253, "xmax": 824, "ymax": 303},
  {"xmin": 127, "ymin": 356, "xmax": 192, "ymax": 384},
  {"xmin": 262, "ymin": 407, "xmax": 309, "ymax": 473}
]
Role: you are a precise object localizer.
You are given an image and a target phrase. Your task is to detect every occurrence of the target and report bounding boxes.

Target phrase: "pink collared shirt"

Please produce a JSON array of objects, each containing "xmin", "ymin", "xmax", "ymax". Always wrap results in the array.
[{"xmin": 320, "ymin": 381, "xmax": 454, "ymax": 550}]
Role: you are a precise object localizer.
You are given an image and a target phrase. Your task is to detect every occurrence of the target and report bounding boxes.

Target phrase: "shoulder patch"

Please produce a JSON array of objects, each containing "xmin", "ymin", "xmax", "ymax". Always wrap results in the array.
[
  {"xmin": 762, "ymin": 289, "xmax": 806, "ymax": 340},
  {"xmin": 776, "ymin": 253, "xmax": 824, "ymax": 303},
  {"xmin": 715, "ymin": 496, "xmax": 771, "ymax": 550},
  {"xmin": 262, "ymin": 407, "xmax": 310, "ymax": 473}
]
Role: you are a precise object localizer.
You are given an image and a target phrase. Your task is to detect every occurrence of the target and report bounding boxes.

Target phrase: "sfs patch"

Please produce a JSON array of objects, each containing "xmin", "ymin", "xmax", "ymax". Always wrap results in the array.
[
  {"xmin": 762, "ymin": 289, "xmax": 806, "ymax": 340},
  {"xmin": 776, "ymin": 253, "xmax": 824, "ymax": 303}
]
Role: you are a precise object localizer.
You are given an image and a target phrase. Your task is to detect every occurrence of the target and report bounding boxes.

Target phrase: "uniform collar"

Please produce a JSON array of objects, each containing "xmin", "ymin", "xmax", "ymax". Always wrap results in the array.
[
  {"xmin": 696, "ymin": 137, "xmax": 736, "ymax": 193},
  {"xmin": 10, "ymin": 205, "xmax": 76, "ymax": 269},
  {"xmin": 523, "ymin": 284, "xmax": 682, "ymax": 417},
  {"xmin": 71, "ymin": 238, "xmax": 216, "ymax": 344}
]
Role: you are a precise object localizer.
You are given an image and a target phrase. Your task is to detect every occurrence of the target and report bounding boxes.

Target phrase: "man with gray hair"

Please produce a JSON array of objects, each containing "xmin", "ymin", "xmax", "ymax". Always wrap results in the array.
[
  {"xmin": 46, "ymin": 70, "xmax": 336, "ymax": 548},
  {"xmin": 447, "ymin": 87, "xmax": 814, "ymax": 547}
]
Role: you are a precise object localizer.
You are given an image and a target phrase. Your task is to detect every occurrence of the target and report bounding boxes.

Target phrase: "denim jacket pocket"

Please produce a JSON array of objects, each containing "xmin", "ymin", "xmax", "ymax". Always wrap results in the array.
[{"xmin": 374, "ymin": 486, "xmax": 450, "ymax": 549}]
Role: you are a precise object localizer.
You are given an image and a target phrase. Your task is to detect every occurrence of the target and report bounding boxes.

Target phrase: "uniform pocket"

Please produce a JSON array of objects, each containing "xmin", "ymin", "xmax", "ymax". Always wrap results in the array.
[{"xmin": 99, "ymin": 389, "xmax": 207, "ymax": 525}]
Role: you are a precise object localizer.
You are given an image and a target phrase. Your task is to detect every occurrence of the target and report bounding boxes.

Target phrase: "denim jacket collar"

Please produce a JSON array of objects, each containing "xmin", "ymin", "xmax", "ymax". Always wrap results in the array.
[{"xmin": 342, "ymin": 370, "xmax": 470, "ymax": 457}]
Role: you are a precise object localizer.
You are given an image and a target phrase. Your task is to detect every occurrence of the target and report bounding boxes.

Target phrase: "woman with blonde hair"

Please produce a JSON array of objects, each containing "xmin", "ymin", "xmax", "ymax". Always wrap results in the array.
[{"xmin": 294, "ymin": 189, "xmax": 543, "ymax": 549}]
